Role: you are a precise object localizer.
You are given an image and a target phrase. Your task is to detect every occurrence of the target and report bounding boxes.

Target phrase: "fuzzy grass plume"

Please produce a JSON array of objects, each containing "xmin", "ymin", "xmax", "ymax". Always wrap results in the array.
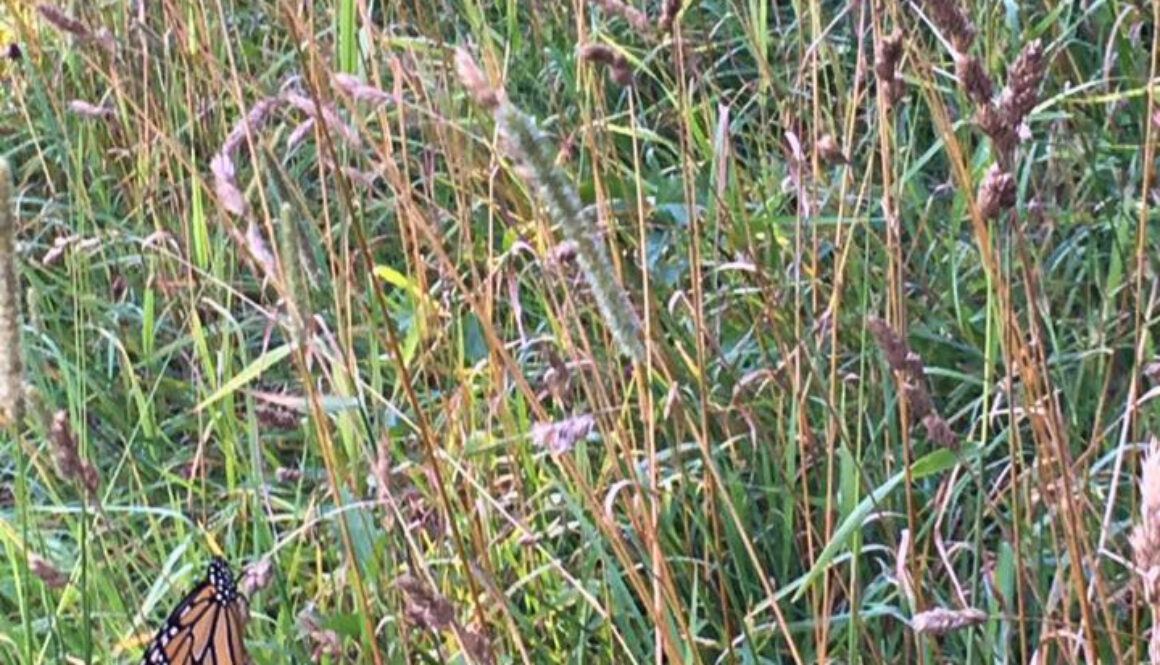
[
  {"xmin": 456, "ymin": 49, "xmax": 646, "ymax": 364},
  {"xmin": 1133, "ymin": 439, "xmax": 1160, "ymax": 663},
  {"xmin": 0, "ymin": 158, "xmax": 23, "ymax": 426},
  {"xmin": 911, "ymin": 607, "xmax": 987, "ymax": 635}
]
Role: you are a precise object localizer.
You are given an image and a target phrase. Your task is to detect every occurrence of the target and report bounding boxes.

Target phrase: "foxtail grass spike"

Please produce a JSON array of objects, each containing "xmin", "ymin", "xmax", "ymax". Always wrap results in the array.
[
  {"xmin": 1134, "ymin": 439, "xmax": 1160, "ymax": 662},
  {"xmin": 456, "ymin": 48, "xmax": 645, "ymax": 362},
  {"xmin": 277, "ymin": 202, "xmax": 307, "ymax": 340},
  {"xmin": 0, "ymin": 159, "xmax": 23, "ymax": 426},
  {"xmin": 495, "ymin": 104, "xmax": 646, "ymax": 364}
]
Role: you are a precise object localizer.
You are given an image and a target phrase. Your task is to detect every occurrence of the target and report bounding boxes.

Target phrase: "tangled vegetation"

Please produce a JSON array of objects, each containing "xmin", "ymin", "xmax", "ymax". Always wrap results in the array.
[{"xmin": 2, "ymin": 1, "xmax": 1159, "ymax": 663}]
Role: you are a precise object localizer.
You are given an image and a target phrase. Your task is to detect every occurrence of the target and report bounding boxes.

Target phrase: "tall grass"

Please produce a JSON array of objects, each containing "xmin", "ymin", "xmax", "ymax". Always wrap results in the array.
[{"xmin": 1, "ymin": 1, "xmax": 1158, "ymax": 663}]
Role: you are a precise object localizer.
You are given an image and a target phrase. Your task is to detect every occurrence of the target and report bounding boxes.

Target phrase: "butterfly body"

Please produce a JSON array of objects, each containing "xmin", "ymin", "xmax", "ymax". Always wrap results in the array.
[{"xmin": 142, "ymin": 557, "xmax": 249, "ymax": 665}]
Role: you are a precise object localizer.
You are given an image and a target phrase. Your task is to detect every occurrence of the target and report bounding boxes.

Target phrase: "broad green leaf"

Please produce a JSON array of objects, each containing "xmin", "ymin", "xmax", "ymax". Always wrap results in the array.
[{"xmin": 194, "ymin": 343, "xmax": 294, "ymax": 412}]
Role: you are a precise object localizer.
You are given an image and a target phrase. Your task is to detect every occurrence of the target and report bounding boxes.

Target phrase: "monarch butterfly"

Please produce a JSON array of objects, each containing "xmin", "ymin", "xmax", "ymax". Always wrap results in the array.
[{"xmin": 141, "ymin": 557, "xmax": 250, "ymax": 665}]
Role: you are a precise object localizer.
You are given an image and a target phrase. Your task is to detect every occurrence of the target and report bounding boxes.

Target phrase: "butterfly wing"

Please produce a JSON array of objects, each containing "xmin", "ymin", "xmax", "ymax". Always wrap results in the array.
[{"xmin": 141, "ymin": 560, "xmax": 249, "ymax": 665}]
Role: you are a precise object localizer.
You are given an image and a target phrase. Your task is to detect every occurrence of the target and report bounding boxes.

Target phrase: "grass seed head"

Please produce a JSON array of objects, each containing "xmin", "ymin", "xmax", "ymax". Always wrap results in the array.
[
  {"xmin": 998, "ymin": 39, "xmax": 1044, "ymax": 127},
  {"xmin": 922, "ymin": 0, "xmax": 976, "ymax": 52},
  {"xmin": 36, "ymin": 4, "xmax": 88, "ymax": 37},
  {"xmin": 579, "ymin": 43, "xmax": 634, "ymax": 87},
  {"xmin": 659, "ymin": 0, "xmax": 683, "ymax": 33},
  {"xmin": 911, "ymin": 607, "xmax": 987, "ymax": 634},
  {"xmin": 29, "ymin": 553, "xmax": 68, "ymax": 589},
  {"xmin": 874, "ymin": 29, "xmax": 905, "ymax": 106},
  {"xmin": 977, "ymin": 164, "xmax": 1016, "ymax": 220},
  {"xmin": 49, "ymin": 410, "xmax": 98, "ymax": 493},
  {"xmin": 590, "ymin": 0, "xmax": 650, "ymax": 35},
  {"xmin": 955, "ymin": 53, "xmax": 994, "ymax": 105},
  {"xmin": 1134, "ymin": 439, "xmax": 1160, "ymax": 604},
  {"xmin": 0, "ymin": 158, "xmax": 22, "ymax": 427},
  {"xmin": 455, "ymin": 48, "xmax": 502, "ymax": 111}
]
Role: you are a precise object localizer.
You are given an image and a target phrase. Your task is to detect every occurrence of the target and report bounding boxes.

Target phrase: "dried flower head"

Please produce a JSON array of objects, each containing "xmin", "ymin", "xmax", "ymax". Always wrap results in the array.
[
  {"xmin": 658, "ymin": 0, "xmax": 683, "ymax": 33},
  {"xmin": 275, "ymin": 466, "xmax": 302, "ymax": 483},
  {"xmin": 974, "ymin": 103, "xmax": 1014, "ymax": 157},
  {"xmin": 49, "ymin": 410, "xmax": 99, "ymax": 493},
  {"xmin": 454, "ymin": 48, "xmax": 502, "ymax": 111},
  {"xmin": 459, "ymin": 621, "xmax": 494, "ymax": 665},
  {"xmin": 29, "ymin": 553, "xmax": 68, "ymax": 588},
  {"xmin": 333, "ymin": 73, "xmax": 394, "ymax": 105},
  {"xmin": 68, "ymin": 99, "xmax": 114, "ymax": 119},
  {"xmin": 297, "ymin": 604, "xmax": 342, "ymax": 663},
  {"xmin": 816, "ymin": 134, "xmax": 849, "ymax": 165},
  {"xmin": 396, "ymin": 573, "xmax": 455, "ymax": 630},
  {"xmin": 240, "ymin": 557, "xmax": 273, "ymax": 595},
  {"xmin": 531, "ymin": 413, "xmax": 596, "ymax": 454},
  {"xmin": 578, "ymin": 43, "xmax": 634, "ymax": 87},
  {"xmin": 589, "ymin": 0, "xmax": 649, "ymax": 34},
  {"xmin": 281, "ymin": 91, "xmax": 361, "ymax": 148},
  {"xmin": 997, "ymin": 39, "xmax": 1044, "ymax": 127},
  {"xmin": 221, "ymin": 96, "xmax": 281, "ymax": 156},
  {"xmin": 955, "ymin": 53, "xmax": 993, "ymax": 105},
  {"xmin": 867, "ymin": 317, "xmax": 924, "ymax": 378},
  {"xmin": 210, "ymin": 153, "xmax": 247, "ymax": 216},
  {"xmin": 874, "ymin": 29, "xmax": 905, "ymax": 106},
  {"xmin": 867, "ymin": 317, "xmax": 957, "ymax": 447},
  {"xmin": 911, "ymin": 607, "xmax": 987, "ymax": 634},
  {"xmin": 250, "ymin": 385, "xmax": 304, "ymax": 429},
  {"xmin": 976, "ymin": 164, "xmax": 1016, "ymax": 220},
  {"xmin": 286, "ymin": 118, "xmax": 316, "ymax": 149},
  {"xmin": 37, "ymin": 4, "xmax": 88, "ymax": 37},
  {"xmin": 255, "ymin": 401, "xmax": 300, "ymax": 429},
  {"xmin": 245, "ymin": 220, "xmax": 278, "ymax": 280},
  {"xmin": 921, "ymin": 412, "xmax": 958, "ymax": 449},
  {"xmin": 921, "ymin": 0, "xmax": 976, "ymax": 52}
]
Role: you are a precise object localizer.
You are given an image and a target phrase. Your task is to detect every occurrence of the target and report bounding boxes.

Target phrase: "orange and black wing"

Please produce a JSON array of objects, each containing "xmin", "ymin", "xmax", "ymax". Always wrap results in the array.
[{"xmin": 141, "ymin": 558, "xmax": 249, "ymax": 665}]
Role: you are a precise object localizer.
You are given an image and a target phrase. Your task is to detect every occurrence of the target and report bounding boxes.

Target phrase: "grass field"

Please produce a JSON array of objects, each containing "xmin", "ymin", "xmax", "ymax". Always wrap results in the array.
[{"xmin": 2, "ymin": 0, "xmax": 1159, "ymax": 663}]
